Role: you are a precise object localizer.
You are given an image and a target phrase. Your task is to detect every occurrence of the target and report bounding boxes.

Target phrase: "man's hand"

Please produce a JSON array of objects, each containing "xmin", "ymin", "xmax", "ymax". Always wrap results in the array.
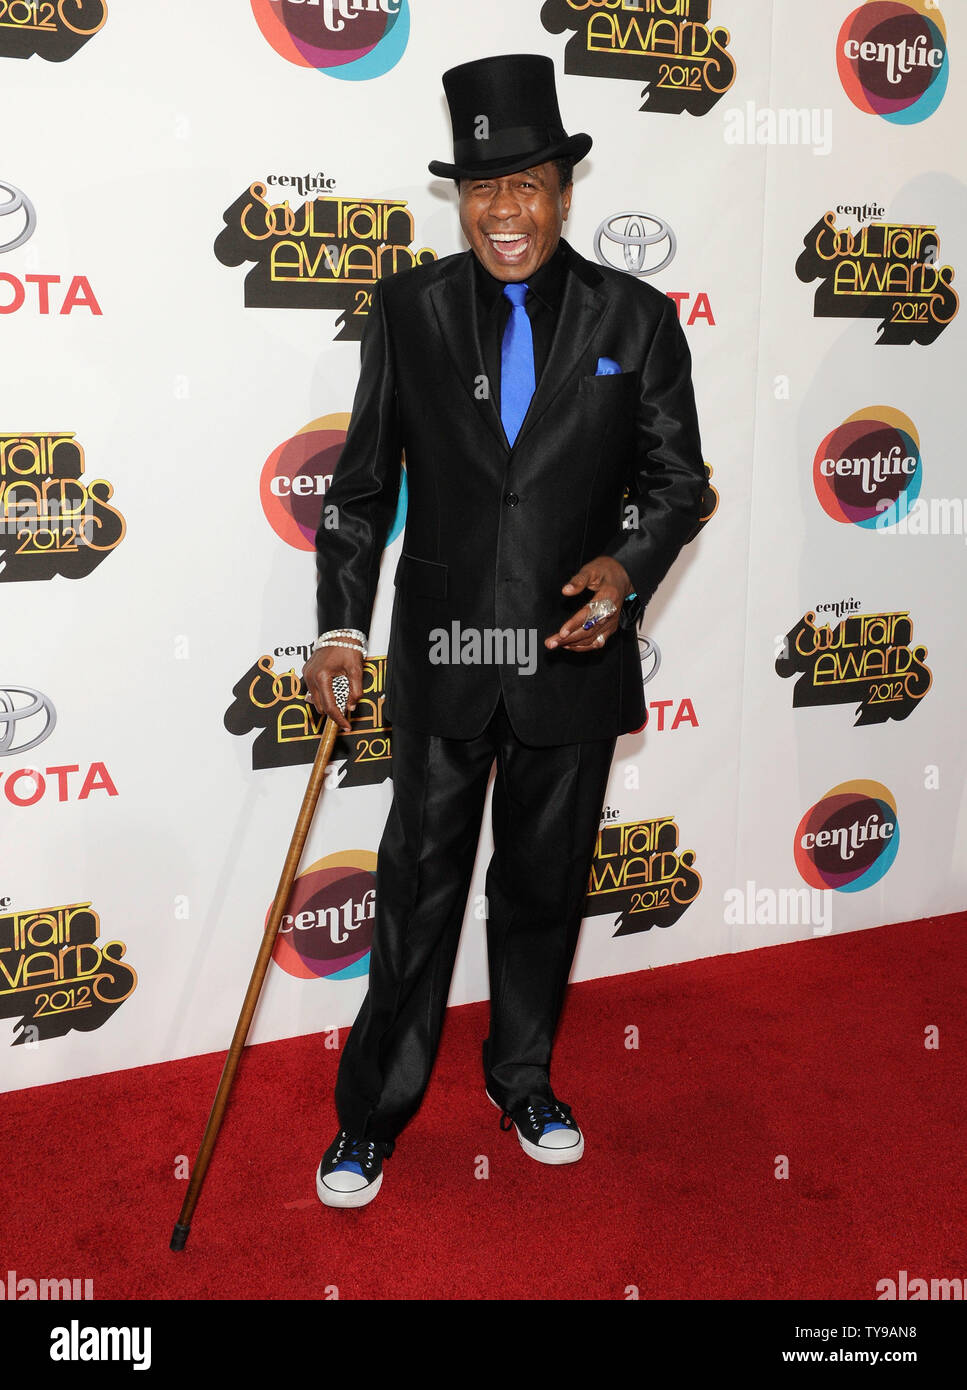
[
  {"xmin": 303, "ymin": 647, "xmax": 363, "ymax": 735},
  {"xmin": 545, "ymin": 556, "xmax": 633, "ymax": 652}
]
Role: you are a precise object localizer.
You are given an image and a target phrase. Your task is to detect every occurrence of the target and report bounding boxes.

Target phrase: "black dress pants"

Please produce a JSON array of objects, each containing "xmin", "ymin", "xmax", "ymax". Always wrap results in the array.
[{"xmin": 333, "ymin": 695, "xmax": 617, "ymax": 1142}]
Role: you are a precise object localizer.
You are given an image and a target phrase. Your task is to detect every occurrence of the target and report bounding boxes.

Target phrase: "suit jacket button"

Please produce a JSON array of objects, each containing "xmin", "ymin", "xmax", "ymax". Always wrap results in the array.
[{"xmin": 504, "ymin": 492, "xmax": 519, "ymax": 507}]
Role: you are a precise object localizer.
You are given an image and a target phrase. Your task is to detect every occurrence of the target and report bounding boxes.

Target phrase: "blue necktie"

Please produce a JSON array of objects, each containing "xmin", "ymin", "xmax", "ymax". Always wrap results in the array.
[{"xmin": 500, "ymin": 282, "xmax": 535, "ymax": 446}]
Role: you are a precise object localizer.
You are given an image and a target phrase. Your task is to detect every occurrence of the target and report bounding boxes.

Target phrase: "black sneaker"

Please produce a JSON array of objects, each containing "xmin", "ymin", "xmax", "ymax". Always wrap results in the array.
[
  {"xmin": 487, "ymin": 1091, "xmax": 585, "ymax": 1165},
  {"xmin": 316, "ymin": 1130, "xmax": 394, "ymax": 1208}
]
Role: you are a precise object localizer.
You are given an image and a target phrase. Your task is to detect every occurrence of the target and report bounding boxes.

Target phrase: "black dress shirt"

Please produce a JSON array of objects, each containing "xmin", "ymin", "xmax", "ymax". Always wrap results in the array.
[{"xmin": 472, "ymin": 240, "xmax": 569, "ymax": 416}]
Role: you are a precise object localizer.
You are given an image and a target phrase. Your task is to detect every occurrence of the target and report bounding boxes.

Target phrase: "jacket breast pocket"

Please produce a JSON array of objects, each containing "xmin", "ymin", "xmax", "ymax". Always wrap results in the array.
[
  {"xmin": 577, "ymin": 372, "xmax": 637, "ymax": 461},
  {"xmin": 394, "ymin": 552, "xmax": 448, "ymax": 599},
  {"xmin": 579, "ymin": 371, "xmax": 638, "ymax": 398}
]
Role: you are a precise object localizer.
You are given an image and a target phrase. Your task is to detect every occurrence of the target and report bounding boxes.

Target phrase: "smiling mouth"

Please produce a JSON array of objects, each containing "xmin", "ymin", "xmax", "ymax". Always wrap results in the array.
[{"xmin": 486, "ymin": 232, "xmax": 531, "ymax": 262}]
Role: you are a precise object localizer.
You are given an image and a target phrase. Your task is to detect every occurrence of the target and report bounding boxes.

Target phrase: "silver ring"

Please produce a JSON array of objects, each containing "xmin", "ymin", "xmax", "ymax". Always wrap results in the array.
[{"xmin": 587, "ymin": 598, "xmax": 617, "ymax": 621}]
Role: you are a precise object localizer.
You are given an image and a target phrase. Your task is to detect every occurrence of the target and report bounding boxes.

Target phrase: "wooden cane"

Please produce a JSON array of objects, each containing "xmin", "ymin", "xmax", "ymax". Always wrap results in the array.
[{"xmin": 170, "ymin": 676, "xmax": 349, "ymax": 1251}]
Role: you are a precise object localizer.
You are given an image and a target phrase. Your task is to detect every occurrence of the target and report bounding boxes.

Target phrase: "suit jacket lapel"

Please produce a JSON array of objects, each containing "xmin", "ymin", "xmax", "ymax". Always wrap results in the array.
[
  {"xmin": 513, "ymin": 248, "xmax": 610, "ymax": 451},
  {"xmin": 428, "ymin": 253, "xmax": 508, "ymax": 453},
  {"xmin": 426, "ymin": 244, "xmax": 611, "ymax": 455}
]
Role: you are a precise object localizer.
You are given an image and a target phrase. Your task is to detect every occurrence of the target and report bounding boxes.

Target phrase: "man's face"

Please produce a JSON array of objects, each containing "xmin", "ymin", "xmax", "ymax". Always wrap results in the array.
[{"xmin": 458, "ymin": 162, "xmax": 572, "ymax": 281}]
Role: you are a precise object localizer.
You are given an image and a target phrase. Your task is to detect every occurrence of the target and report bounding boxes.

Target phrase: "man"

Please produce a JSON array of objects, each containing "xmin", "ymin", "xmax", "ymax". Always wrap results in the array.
[{"xmin": 303, "ymin": 53, "xmax": 706, "ymax": 1207}]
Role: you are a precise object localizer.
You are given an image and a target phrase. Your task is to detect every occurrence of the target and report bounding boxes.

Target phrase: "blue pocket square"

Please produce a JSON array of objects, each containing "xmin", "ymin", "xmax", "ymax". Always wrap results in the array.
[{"xmin": 595, "ymin": 356, "xmax": 622, "ymax": 375}]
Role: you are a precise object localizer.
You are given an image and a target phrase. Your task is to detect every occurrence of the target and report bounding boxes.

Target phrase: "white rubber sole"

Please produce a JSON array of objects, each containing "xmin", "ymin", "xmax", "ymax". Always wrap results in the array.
[
  {"xmin": 316, "ymin": 1164, "xmax": 383, "ymax": 1209},
  {"xmin": 486, "ymin": 1091, "xmax": 585, "ymax": 1165}
]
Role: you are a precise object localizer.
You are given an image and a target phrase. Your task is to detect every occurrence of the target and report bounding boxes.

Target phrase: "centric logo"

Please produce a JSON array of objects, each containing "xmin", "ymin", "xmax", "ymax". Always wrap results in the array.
[
  {"xmin": 0, "ymin": 686, "xmax": 56, "ymax": 756},
  {"xmin": 0, "ymin": 182, "xmax": 36, "ymax": 254},
  {"xmin": 838, "ymin": 1, "xmax": 948, "ymax": 124},
  {"xmin": 795, "ymin": 780, "xmax": 899, "ymax": 893},
  {"xmin": 594, "ymin": 212, "xmax": 676, "ymax": 277},
  {"xmin": 814, "ymin": 407, "xmax": 922, "ymax": 529},
  {"xmin": 251, "ymin": 0, "xmax": 409, "ymax": 80},
  {"xmin": 269, "ymin": 851, "xmax": 376, "ymax": 980},
  {"xmin": 260, "ymin": 413, "xmax": 406, "ymax": 551}
]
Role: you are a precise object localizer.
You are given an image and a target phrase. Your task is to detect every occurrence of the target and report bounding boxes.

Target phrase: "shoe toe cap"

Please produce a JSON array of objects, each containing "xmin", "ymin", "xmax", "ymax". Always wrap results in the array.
[
  {"xmin": 539, "ymin": 1126, "xmax": 581, "ymax": 1149},
  {"xmin": 321, "ymin": 1164, "xmax": 369, "ymax": 1193}
]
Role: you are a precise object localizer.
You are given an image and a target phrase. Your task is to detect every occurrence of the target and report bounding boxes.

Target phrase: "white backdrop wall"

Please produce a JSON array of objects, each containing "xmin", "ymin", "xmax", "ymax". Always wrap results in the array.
[{"xmin": 1, "ymin": 0, "xmax": 963, "ymax": 1093}]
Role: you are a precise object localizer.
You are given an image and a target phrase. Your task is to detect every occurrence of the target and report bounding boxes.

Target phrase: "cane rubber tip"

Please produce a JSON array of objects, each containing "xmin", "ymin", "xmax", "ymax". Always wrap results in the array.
[{"xmin": 170, "ymin": 1223, "xmax": 190, "ymax": 1252}]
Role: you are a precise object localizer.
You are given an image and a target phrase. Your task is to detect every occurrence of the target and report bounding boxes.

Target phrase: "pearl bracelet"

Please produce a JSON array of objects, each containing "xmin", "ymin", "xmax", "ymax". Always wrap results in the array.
[
  {"xmin": 314, "ymin": 628, "xmax": 368, "ymax": 656},
  {"xmin": 314, "ymin": 640, "xmax": 366, "ymax": 655}
]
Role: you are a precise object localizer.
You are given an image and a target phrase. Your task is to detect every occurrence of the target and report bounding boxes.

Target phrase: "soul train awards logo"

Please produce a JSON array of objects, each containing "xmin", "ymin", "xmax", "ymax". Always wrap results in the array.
[
  {"xmin": 0, "ymin": 0, "xmax": 107, "ymax": 62},
  {"xmin": 0, "ymin": 433, "xmax": 125, "ymax": 582},
  {"xmin": 225, "ymin": 649, "xmax": 392, "ymax": 783},
  {"xmin": 541, "ymin": 0, "xmax": 736, "ymax": 116},
  {"xmin": 795, "ymin": 781, "xmax": 899, "ymax": 892},
  {"xmin": 251, "ymin": 0, "xmax": 409, "ymax": 80},
  {"xmin": 776, "ymin": 604, "xmax": 931, "ymax": 726},
  {"xmin": 261, "ymin": 413, "xmax": 406, "ymax": 550},
  {"xmin": 214, "ymin": 180, "xmax": 437, "ymax": 341},
  {"xmin": 583, "ymin": 811, "xmax": 701, "ymax": 934},
  {"xmin": 0, "ymin": 898, "xmax": 136, "ymax": 1044},
  {"xmin": 814, "ymin": 407, "xmax": 921, "ymax": 528},
  {"xmin": 795, "ymin": 210, "xmax": 958, "ymax": 344},
  {"xmin": 268, "ymin": 852, "xmax": 375, "ymax": 981},
  {"xmin": 838, "ymin": 1, "xmax": 948, "ymax": 124}
]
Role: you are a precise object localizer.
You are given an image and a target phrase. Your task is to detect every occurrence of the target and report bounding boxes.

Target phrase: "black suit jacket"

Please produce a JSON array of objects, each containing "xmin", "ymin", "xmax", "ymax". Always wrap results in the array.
[{"xmin": 315, "ymin": 239, "xmax": 706, "ymax": 745}]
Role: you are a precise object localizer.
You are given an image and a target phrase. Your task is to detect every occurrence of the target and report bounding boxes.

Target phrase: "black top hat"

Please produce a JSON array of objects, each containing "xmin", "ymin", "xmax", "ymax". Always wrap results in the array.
[{"xmin": 428, "ymin": 53, "xmax": 592, "ymax": 182}]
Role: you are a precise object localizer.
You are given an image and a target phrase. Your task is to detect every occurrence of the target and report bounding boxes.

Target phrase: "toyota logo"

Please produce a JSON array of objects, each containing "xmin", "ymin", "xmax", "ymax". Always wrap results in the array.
[
  {"xmin": 0, "ymin": 181, "xmax": 36, "ymax": 254},
  {"xmin": 638, "ymin": 636, "xmax": 662, "ymax": 685},
  {"xmin": 594, "ymin": 212, "xmax": 676, "ymax": 278},
  {"xmin": 0, "ymin": 686, "xmax": 56, "ymax": 755}
]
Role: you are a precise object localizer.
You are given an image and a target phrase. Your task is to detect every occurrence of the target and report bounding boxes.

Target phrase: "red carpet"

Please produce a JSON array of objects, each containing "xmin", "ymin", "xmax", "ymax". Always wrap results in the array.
[{"xmin": 4, "ymin": 915, "xmax": 966, "ymax": 1301}]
